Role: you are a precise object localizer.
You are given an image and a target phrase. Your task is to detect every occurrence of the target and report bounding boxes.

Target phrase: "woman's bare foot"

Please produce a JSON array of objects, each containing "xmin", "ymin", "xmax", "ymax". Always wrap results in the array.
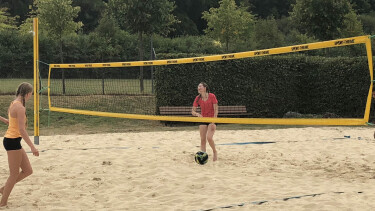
[
  {"xmin": 213, "ymin": 151, "xmax": 218, "ymax": 161},
  {"xmin": 0, "ymin": 203, "xmax": 6, "ymax": 207}
]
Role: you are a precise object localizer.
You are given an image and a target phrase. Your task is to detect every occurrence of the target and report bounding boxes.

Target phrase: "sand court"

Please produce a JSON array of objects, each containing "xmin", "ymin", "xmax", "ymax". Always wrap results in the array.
[{"xmin": 1, "ymin": 127, "xmax": 375, "ymax": 210}]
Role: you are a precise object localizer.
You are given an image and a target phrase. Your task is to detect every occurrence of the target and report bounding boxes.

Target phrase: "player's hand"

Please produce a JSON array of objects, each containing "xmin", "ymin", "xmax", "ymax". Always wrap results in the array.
[{"xmin": 31, "ymin": 146, "xmax": 39, "ymax": 156}]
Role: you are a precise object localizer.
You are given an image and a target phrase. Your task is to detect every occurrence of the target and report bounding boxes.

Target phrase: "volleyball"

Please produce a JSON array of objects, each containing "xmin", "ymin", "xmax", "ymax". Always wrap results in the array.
[{"xmin": 195, "ymin": 151, "xmax": 208, "ymax": 165}]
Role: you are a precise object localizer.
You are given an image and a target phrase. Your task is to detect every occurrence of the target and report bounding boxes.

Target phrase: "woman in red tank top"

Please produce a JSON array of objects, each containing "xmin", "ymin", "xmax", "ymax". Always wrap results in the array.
[
  {"xmin": 1, "ymin": 82, "xmax": 39, "ymax": 207},
  {"xmin": 192, "ymin": 82, "xmax": 218, "ymax": 161}
]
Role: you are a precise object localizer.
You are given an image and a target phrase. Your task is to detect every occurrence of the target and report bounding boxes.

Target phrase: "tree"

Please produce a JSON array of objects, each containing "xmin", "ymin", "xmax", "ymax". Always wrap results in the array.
[
  {"xmin": 0, "ymin": 8, "xmax": 17, "ymax": 30},
  {"xmin": 350, "ymin": 0, "xmax": 372, "ymax": 14},
  {"xmin": 0, "ymin": 0, "xmax": 32, "ymax": 25},
  {"xmin": 202, "ymin": 0, "xmax": 254, "ymax": 51},
  {"xmin": 290, "ymin": 0, "xmax": 362, "ymax": 40},
  {"xmin": 109, "ymin": 0, "xmax": 178, "ymax": 92},
  {"xmin": 340, "ymin": 11, "xmax": 364, "ymax": 37},
  {"xmin": 252, "ymin": 17, "xmax": 285, "ymax": 49},
  {"xmin": 72, "ymin": 0, "xmax": 107, "ymax": 34},
  {"xmin": 284, "ymin": 30, "xmax": 318, "ymax": 46},
  {"xmin": 359, "ymin": 12, "xmax": 375, "ymax": 34},
  {"xmin": 35, "ymin": 0, "xmax": 82, "ymax": 94},
  {"xmin": 95, "ymin": 9, "xmax": 121, "ymax": 61},
  {"xmin": 95, "ymin": 10, "xmax": 120, "ymax": 42},
  {"xmin": 171, "ymin": 0, "xmax": 219, "ymax": 36},
  {"xmin": 245, "ymin": 0, "xmax": 295, "ymax": 19}
]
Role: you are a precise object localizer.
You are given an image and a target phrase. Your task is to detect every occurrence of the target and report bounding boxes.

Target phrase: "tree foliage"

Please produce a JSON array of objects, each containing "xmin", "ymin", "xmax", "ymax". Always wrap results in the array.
[
  {"xmin": 108, "ymin": 0, "xmax": 178, "ymax": 36},
  {"xmin": 340, "ymin": 11, "xmax": 364, "ymax": 37},
  {"xmin": 252, "ymin": 17, "xmax": 285, "ymax": 49},
  {"xmin": 290, "ymin": 0, "xmax": 362, "ymax": 40},
  {"xmin": 72, "ymin": 0, "xmax": 107, "ymax": 34},
  {"xmin": 246, "ymin": 0, "xmax": 295, "ymax": 19},
  {"xmin": 202, "ymin": 0, "xmax": 254, "ymax": 51},
  {"xmin": 108, "ymin": 0, "xmax": 178, "ymax": 92},
  {"xmin": 0, "ymin": 0, "xmax": 32, "ymax": 25},
  {"xmin": 172, "ymin": 0, "xmax": 219, "ymax": 36},
  {"xmin": 359, "ymin": 12, "xmax": 375, "ymax": 34},
  {"xmin": 35, "ymin": 0, "xmax": 82, "ymax": 94},
  {"xmin": 0, "ymin": 8, "xmax": 18, "ymax": 30},
  {"xmin": 350, "ymin": 0, "xmax": 373, "ymax": 13},
  {"xmin": 36, "ymin": 0, "xmax": 82, "ymax": 40}
]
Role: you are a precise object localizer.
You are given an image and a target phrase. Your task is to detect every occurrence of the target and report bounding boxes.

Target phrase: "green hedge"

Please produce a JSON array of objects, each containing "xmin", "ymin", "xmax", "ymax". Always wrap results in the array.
[
  {"xmin": 155, "ymin": 55, "xmax": 370, "ymax": 118},
  {"xmin": 0, "ymin": 30, "xmax": 33, "ymax": 78},
  {"xmin": 0, "ymin": 30, "xmax": 223, "ymax": 79}
]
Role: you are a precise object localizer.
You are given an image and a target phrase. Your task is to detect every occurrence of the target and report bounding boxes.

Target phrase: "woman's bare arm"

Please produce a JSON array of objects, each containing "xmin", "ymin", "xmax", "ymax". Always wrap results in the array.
[
  {"xmin": 213, "ymin": 104, "xmax": 218, "ymax": 118},
  {"xmin": 0, "ymin": 116, "xmax": 8, "ymax": 125},
  {"xmin": 16, "ymin": 106, "xmax": 39, "ymax": 156},
  {"xmin": 192, "ymin": 106, "xmax": 202, "ymax": 117}
]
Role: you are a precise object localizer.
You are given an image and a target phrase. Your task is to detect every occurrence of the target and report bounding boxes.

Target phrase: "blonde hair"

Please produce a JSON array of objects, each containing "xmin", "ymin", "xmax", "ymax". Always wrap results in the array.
[{"xmin": 16, "ymin": 82, "xmax": 33, "ymax": 107}]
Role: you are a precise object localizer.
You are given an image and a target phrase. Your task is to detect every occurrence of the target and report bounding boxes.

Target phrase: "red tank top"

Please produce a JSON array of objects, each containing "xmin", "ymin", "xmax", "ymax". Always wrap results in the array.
[{"xmin": 193, "ymin": 93, "xmax": 218, "ymax": 117}]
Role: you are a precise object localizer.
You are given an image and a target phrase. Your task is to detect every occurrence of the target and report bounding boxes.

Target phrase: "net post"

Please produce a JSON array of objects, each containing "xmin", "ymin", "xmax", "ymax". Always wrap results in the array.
[
  {"xmin": 33, "ymin": 18, "xmax": 40, "ymax": 145},
  {"xmin": 150, "ymin": 36, "xmax": 155, "ymax": 94},
  {"xmin": 364, "ymin": 36, "xmax": 374, "ymax": 123},
  {"xmin": 48, "ymin": 109, "xmax": 51, "ymax": 127}
]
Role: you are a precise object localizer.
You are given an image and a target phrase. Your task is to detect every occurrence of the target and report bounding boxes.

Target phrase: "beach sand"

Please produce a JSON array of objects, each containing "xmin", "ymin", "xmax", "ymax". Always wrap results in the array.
[{"xmin": 1, "ymin": 126, "xmax": 375, "ymax": 210}]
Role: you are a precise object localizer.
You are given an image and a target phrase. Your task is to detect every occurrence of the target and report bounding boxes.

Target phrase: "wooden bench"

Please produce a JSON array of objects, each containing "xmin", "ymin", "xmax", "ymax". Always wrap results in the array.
[{"xmin": 159, "ymin": 105, "xmax": 247, "ymax": 117}]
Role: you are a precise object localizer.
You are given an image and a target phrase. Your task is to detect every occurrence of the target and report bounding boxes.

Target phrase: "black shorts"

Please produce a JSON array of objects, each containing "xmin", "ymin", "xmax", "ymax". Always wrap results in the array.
[
  {"xmin": 3, "ymin": 137, "xmax": 22, "ymax": 151},
  {"xmin": 199, "ymin": 122, "xmax": 216, "ymax": 126}
]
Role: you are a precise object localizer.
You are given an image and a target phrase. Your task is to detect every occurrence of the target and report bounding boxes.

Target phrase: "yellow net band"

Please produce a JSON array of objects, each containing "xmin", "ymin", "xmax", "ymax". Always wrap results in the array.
[
  {"xmin": 48, "ymin": 35, "xmax": 374, "ymax": 126},
  {"xmin": 50, "ymin": 107, "xmax": 366, "ymax": 126},
  {"xmin": 50, "ymin": 36, "xmax": 369, "ymax": 68}
]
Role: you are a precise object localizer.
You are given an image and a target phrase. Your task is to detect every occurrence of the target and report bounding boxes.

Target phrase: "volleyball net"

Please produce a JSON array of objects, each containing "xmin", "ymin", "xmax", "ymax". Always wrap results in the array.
[{"xmin": 47, "ymin": 35, "xmax": 374, "ymax": 125}]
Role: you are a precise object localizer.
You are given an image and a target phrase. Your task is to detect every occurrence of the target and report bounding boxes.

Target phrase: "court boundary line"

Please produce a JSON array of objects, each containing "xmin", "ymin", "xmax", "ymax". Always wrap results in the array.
[{"xmin": 192, "ymin": 191, "xmax": 364, "ymax": 211}]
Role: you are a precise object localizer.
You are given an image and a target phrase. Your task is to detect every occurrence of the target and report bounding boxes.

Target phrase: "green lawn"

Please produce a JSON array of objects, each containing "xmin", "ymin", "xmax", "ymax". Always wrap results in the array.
[
  {"xmin": 0, "ymin": 94, "xmax": 182, "ymax": 136},
  {"xmin": 0, "ymin": 94, "xmax": 302, "ymax": 136},
  {"xmin": 50, "ymin": 94, "xmax": 156, "ymax": 115},
  {"xmin": 49, "ymin": 78, "xmax": 154, "ymax": 95},
  {"xmin": 1, "ymin": 78, "xmax": 154, "ymax": 95},
  {"xmin": 0, "ymin": 77, "xmax": 158, "ymax": 135},
  {"xmin": 1, "ymin": 79, "xmax": 305, "ymax": 136},
  {"xmin": 0, "ymin": 79, "xmax": 36, "ymax": 94}
]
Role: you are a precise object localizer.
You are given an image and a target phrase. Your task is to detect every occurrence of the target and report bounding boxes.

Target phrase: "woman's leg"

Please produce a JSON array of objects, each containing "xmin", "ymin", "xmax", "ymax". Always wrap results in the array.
[
  {"xmin": 16, "ymin": 149, "xmax": 33, "ymax": 182},
  {"xmin": 0, "ymin": 150, "xmax": 23, "ymax": 206},
  {"xmin": 0, "ymin": 149, "xmax": 32, "ymax": 195},
  {"xmin": 207, "ymin": 123, "xmax": 217, "ymax": 161},
  {"xmin": 199, "ymin": 125, "xmax": 208, "ymax": 152}
]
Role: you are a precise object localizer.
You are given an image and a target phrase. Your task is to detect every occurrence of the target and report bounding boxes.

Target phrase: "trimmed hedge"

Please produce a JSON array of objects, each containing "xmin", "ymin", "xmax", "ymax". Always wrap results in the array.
[
  {"xmin": 0, "ymin": 30, "xmax": 33, "ymax": 78},
  {"xmin": 155, "ymin": 55, "xmax": 370, "ymax": 118}
]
